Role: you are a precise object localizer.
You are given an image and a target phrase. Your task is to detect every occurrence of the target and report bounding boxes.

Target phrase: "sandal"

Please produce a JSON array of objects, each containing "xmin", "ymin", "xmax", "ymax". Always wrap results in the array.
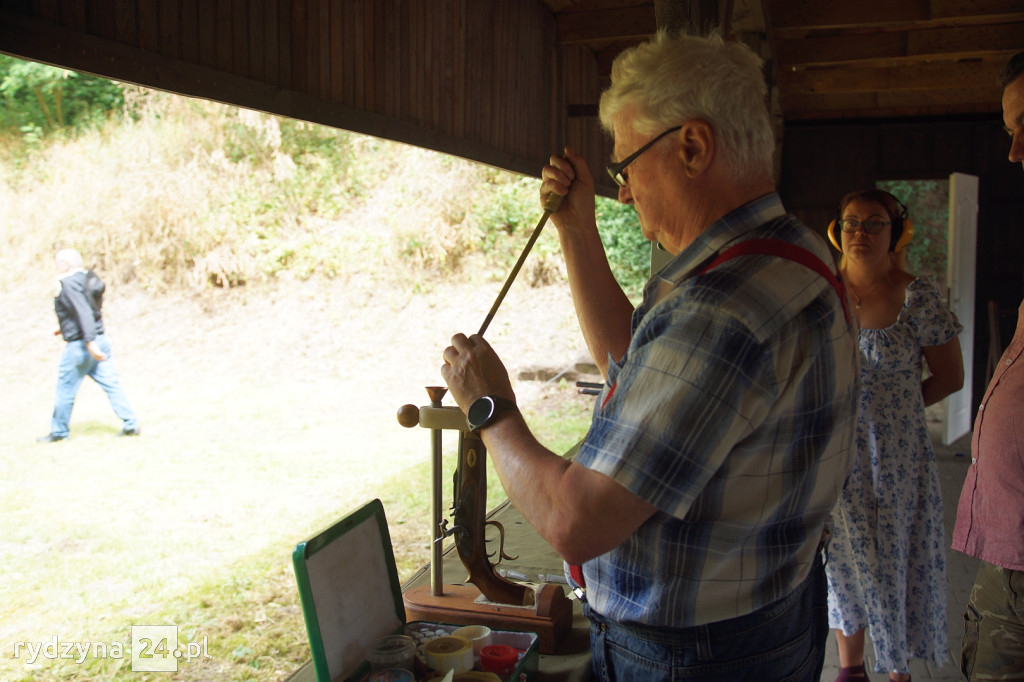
[{"xmin": 836, "ymin": 664, "xmax": 870, "ymax": 681}]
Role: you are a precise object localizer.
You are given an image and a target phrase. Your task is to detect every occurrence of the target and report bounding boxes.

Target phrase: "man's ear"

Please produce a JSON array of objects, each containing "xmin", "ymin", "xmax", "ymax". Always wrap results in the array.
[{"xmin": 676, "ymin": 119, "xmax": 714, "ymax": 178}]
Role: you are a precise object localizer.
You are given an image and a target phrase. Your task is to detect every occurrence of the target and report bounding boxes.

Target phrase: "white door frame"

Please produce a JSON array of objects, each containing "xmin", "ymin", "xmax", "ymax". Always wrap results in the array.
[{"xmin": 942, "ymin": 172, "xmax": 978, "ymax": 445}]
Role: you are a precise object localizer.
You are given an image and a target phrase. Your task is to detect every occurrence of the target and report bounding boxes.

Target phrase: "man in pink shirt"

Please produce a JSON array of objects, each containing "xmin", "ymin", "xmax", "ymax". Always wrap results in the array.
[{"xmin": 951, "ymin": 50, "xmax": 1024, "ymax": 680}]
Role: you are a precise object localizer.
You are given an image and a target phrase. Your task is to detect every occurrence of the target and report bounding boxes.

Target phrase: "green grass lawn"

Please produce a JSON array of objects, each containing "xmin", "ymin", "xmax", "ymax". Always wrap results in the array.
[{"xmin": 1, "ymin": 281, "xmax": 594, "ymax": 681}]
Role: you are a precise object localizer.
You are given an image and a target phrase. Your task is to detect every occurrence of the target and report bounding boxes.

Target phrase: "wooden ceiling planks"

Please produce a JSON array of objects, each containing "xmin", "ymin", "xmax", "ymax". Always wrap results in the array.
[
  {"xmin": 1, "ymin": 0, "xmax": 578, "ymax": 178},
  {"xmin": 768, "ymin": 0, "xmax": 1016, "ymax": 121},
  {"xmin": 536, "ymin": 0, "xmax": 1015, "ymax": 123},
  {"xmin": 4, "ymin": 1, "xmax": 1008, "ymax": 182}
]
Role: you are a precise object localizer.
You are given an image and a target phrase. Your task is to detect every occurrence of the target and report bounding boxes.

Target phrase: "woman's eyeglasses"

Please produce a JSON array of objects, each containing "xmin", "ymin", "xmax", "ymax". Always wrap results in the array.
[{"xmin": 839, "ymin": 218, "xmax": 891, "ymax": 234}]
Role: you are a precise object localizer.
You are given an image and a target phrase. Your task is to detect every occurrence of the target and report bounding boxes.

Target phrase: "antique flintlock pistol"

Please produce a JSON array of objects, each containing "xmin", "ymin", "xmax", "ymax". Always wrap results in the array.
[
  {"xmin": 397, "ymin": 401, "xmax": 532, "ymax": 606},
  {"xmin": 440, "ymin": 428, "xmax": 534, "ymax": 606}
]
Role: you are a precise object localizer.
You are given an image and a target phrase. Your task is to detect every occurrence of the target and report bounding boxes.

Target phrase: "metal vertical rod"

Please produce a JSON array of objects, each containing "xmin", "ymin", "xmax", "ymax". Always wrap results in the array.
[{"xmin": 427, "ymin": 387, "xmax": 447, "ymax": 596}]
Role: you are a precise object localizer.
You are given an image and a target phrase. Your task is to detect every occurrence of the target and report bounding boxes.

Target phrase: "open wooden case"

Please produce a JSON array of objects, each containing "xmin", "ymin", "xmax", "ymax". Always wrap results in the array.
[{"xmin": 292, "ymin": 499, "xmax": 539, "ymax": 682}]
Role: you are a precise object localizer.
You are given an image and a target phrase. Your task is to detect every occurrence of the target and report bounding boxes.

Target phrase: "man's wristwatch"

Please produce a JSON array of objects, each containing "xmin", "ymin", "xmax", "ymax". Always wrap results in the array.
[{"xmin": 467, "ymin": 395, "xmax": 518, "ymax": 432}]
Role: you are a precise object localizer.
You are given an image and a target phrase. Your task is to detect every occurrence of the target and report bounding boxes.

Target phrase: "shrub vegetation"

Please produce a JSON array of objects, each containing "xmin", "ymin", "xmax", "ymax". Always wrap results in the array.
[{"xmin": 0, "ymin": 57, "xmax": 649, "ymax": 301}]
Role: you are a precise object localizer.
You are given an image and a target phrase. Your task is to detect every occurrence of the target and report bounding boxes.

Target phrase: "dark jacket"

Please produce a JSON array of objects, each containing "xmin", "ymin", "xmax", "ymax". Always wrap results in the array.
[{"xmin": 55, "ymin": 270, "xmax": 105, "ymax": 343}]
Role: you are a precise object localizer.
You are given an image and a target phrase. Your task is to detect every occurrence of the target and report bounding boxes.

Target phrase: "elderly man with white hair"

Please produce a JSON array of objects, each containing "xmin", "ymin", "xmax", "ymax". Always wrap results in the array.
[
  {"xmin": 439, "ymin": 31, "xmax": 858, "ymax": 681},
  {"xmin": 37, "ymin": 248, "xmax": 139, "ymax": 442}
]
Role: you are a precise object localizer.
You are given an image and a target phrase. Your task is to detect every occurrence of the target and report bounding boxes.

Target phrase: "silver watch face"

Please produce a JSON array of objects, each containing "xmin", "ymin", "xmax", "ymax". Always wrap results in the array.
[{"xmin": 468, "ymin": 396, "xmax": 495, "ymax": 430}]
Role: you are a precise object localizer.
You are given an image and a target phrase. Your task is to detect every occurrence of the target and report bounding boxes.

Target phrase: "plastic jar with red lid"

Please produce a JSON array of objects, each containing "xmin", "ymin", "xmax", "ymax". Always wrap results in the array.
[{"xmin": 478, "ymin": 644, "xmax": 519, "ymax": 676}]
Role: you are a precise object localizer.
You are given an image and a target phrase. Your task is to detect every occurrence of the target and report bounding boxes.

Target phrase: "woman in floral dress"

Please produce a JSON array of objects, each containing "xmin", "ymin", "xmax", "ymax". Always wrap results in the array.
[{"xmin": 825, "ymin": 189, "xmax": 964, "ymax": 682}]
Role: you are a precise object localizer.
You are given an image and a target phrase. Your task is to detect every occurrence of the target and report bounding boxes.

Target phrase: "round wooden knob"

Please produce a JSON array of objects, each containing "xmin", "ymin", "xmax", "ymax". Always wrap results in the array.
[{"xmin": 396, "ymin": 404, "xmax": 420, "ymax": 428}]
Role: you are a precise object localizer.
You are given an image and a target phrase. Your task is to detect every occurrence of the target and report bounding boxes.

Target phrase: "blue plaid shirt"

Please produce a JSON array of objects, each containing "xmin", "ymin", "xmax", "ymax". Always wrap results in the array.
[{"xmin": 572, "ymin": 193, "xmax": 858, "ymax": 628}]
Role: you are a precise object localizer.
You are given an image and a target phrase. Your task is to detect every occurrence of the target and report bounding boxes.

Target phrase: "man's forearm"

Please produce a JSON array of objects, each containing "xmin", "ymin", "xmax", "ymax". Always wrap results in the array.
[{"xmin": 481, "ymin": 412, "xmax": 655, "ymax": 565}]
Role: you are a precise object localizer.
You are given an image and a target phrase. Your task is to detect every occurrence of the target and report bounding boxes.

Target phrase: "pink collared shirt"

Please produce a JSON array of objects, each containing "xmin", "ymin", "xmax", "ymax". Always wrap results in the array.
[{"xmin": 952, "ymin": 298, "xmax": 1024, "ymax": 570}]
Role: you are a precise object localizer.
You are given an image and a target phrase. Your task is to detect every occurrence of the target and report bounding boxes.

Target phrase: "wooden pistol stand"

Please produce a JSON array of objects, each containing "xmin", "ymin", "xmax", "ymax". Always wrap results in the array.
[{"xmin": 397, "ymin": 389, "xmax": 573, "ymax": 654}]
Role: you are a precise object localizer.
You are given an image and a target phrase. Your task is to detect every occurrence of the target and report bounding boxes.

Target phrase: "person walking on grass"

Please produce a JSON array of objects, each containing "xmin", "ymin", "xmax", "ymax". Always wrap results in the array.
[{"xmin": 37, "ymin": 248, "xmax": 140, "ymax": 442}]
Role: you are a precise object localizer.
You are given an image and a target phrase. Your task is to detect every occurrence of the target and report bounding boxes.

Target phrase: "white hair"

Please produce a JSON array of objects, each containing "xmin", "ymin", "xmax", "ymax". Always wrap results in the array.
[
  {"xmin": 599, "ymin": 31, "xmax": 775, "ymax": 182},
  {"xmin": 55, "ymin": 248, "xmax": 83, "ymax": 269}
]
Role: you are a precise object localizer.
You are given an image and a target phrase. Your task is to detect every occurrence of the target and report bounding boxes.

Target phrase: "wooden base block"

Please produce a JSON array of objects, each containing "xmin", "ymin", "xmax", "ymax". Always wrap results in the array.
[{"xmin": 403, "ymin": 583, "xmax": 573, "ymax": 654}]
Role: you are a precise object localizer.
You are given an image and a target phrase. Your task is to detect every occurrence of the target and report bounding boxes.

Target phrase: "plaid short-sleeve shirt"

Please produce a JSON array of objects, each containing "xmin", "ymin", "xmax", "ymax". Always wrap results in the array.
[{"xmin": 573, "ymin": 193, "xmax": 858, "ymax": 628}]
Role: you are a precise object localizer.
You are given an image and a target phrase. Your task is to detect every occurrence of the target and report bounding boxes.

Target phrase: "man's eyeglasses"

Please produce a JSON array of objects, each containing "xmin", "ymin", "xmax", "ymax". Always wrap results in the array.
[
  {"xmin": 606, "ymin": 126, "xmax": 682, "ymax": 187},
  {"xmin": 839, "ymin": 218, "xmax": 891, "ymax": 234}
]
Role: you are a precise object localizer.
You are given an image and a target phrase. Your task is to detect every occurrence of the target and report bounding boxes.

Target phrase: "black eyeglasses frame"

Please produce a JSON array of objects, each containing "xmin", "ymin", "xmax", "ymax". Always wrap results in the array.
[{"xmin": 605, "ymin": 125, "xmax": 683, "ymax": 187}]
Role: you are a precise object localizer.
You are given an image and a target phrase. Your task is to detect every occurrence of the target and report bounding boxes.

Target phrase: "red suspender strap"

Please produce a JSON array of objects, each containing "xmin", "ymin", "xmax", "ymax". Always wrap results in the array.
[
  {"xmin": 697, "ymin": 238, "xmax": 851, "ymax": 325},
  {"xmin": 569, "ymin": 563, "xmax": 586, "ymax": 594},
  {"xmin": 567, "ymin": 239, "xmax": 848, "ymax": 596}
]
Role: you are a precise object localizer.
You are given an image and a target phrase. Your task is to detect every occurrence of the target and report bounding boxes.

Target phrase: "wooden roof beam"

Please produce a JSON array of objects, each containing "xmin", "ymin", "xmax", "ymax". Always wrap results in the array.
[
  {"xmin": 769, "ymin": 0, "xmax": 1020, "ymax": 29},
  {"xmin": 775, "ymin": 16, "xmax": 1024, "ymax": 65},
  {"xmin": 781, "ymin": 85, "xmax": 1006, "ymax": 121},
  {"xmin": 780, "ymin": 52, "xmax": 1014, "ymax": 95},
  {"xmin": 555, "ymin": 5, "xmax": 655, "ymax": 43}
]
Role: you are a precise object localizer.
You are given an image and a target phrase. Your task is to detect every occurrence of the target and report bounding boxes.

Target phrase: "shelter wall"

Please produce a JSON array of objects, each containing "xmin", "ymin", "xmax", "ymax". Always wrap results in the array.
[
  {"xmin": 781, "ymin": 117, "xmax": 1024, "ymax": 410},
  {"xmin": 0, "ymin": 1, "xmax": 610, "ymax": 180}
]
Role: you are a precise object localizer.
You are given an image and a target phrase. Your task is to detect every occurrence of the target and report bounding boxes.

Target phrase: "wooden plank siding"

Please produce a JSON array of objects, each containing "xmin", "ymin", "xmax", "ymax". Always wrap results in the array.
[
  {"xmin": 215, "ymin": 0, "xmax": 232, "ymax": 72},
  {"xmin": 179, "ymin": 0, "xmax": 198, "ymax": 63},
  {"xmin": 87, "ymin": 1, "xmax": 117, "ymax": 41},
  {"xmin": 563, "ymin": 44, "xmax": 607, "ymax": 181},
  {"xmin": 196, "ymin": 1, "xmax": 215, "ymax": 70},
  {"xmin": 0, "ymin": 1, "xmax": 611, "ymax": 182},
  {"xmin": 114, "ymin": 0, "xmax": 137, "ymax": 47}
]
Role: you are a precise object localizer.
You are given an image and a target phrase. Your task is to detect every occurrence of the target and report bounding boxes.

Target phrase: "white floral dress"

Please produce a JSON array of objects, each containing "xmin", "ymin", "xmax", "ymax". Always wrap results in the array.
[{"xmin": 826, "ymin": 278, "xmax": 961, "ymax": 674}]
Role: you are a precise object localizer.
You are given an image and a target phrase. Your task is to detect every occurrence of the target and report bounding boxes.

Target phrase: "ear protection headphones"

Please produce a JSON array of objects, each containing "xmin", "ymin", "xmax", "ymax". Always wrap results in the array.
[{"xmin": 827, "ymin": 189, "xmax": 914, "ymax": 253}]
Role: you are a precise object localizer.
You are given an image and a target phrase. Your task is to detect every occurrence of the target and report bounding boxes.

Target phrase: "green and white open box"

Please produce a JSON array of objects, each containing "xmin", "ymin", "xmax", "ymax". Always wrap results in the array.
[{"xmin": 292, "ymin": 498, "xmax": 539, "ymax": 682}]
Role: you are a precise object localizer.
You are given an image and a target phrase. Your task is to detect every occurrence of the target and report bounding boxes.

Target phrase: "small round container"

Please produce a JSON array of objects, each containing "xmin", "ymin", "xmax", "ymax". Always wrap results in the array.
[
  {"xmin": 479, "ymin": 644, "xmax": 520, "ymax": 676},
  {"xmin": 424, "ymin": 635, "xmax": 473, "ymax": 675},
  {"xmin": 451, "ymin": 625, "xmax": 493, "ymax": 661},
  {"xmin": 367, "ymin": 634, "xmax": 416, "ymax": 672}
]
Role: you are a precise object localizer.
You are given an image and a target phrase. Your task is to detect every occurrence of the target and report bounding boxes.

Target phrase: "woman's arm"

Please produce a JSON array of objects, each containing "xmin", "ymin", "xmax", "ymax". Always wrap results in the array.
[{"xmin": 921, "ymin": 336, "xmax": 964, "ymax": 406}]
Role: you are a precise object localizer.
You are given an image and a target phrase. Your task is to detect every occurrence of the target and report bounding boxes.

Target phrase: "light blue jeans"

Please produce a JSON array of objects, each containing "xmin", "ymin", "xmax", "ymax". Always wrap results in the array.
[
  {"xmin": 50, "ymin": 335, "xmax": 138, "ymax": 437},
  {"xmin": 585, "ymin": 552, "xmax": 828, "ymax": 682}
]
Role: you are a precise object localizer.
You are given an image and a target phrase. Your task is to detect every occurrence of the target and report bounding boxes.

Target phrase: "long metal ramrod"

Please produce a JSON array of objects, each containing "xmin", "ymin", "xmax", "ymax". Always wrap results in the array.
[
  {"xmin": 397, "ymin": 192, "xmax": 565, "ymax": 595},
  {"xmin": 477, "ymin": 192, "xmax": 563, "ymax": 336}
]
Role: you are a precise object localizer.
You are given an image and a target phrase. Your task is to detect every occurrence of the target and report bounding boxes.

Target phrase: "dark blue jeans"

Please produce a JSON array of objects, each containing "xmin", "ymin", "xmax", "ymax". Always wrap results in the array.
[{"xmin": 586, "ymin": 553, "xmax": 828, "ymax": 682}]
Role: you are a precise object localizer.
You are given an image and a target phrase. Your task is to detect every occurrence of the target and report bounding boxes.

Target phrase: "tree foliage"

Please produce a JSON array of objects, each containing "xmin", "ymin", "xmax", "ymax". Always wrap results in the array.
[
  {"xmin": 877, "ymin": 179, "xmax": 949, "ymax": 285},
  {"xmin": 0, "ymin": 55, "xmax": 124, "ymax": 139},
  {"xmin": 1, "ymin": 64, "xmax": 658, "ymax": 297},
  {"xmin": 596, "ymin": 197, "xmax": 650, "ymax": 300}
]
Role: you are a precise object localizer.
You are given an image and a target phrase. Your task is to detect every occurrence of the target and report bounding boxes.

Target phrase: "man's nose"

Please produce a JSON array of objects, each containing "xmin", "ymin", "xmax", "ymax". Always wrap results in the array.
[
  {"xmin": 617, "ymin": 184, "xmax": 633, "ymax": 205},
  {"xmin": 1010, "ymin": 131, "xmax": 1024, "ymax": 164}
]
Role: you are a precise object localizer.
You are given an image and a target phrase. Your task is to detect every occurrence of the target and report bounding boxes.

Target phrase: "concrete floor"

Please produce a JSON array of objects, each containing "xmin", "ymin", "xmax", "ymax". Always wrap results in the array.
[{"xmin": 819, "ymin": 430, "xmax": 976, "ymax": 682}]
